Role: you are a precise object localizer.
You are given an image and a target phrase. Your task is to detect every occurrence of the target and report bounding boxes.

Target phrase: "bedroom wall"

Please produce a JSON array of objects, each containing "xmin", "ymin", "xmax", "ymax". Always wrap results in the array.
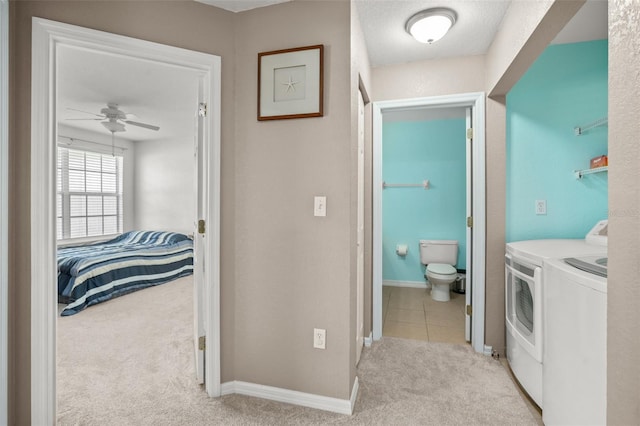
[
  {"xmin": 8, "ymin": 2, "xmax": 237, "ymax": 423},
  {"xmin": 134, "ymin": 137, "xmax": 196, "ymax": 235},
  {"xmin": 57, "ymin": 124, "xmax": 136, "ymax": 234}
]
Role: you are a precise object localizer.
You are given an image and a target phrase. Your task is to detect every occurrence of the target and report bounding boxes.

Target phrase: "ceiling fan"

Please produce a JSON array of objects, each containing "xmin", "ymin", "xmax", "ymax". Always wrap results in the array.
[{"xmin": 66, "ymin": 103, "xmax": 160, "ymax": 133}]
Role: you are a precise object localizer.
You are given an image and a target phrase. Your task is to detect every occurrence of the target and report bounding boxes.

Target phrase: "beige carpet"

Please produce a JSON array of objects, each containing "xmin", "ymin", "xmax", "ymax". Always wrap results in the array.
[{"xmin": 57, "ymin": 277, "xmax": 537, "ymax": 425}]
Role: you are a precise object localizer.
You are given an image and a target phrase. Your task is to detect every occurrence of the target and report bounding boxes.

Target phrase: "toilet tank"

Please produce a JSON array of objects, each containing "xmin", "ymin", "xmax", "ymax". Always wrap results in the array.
[{"xmin": 419, "ymin": 240, "xmax": 458, "ymax": 265}]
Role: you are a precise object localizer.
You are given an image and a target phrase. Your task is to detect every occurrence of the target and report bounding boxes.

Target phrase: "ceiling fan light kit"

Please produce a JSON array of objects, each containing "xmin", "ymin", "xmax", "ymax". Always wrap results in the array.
[
  {"xmin": 66, "ymin": 102, "xmax": 160, "ymax": 134},
  {"xmin": 406, "ymin": 7, "xmax": 457, "ymax": 44},
  {"xmin": 102, "ymin": 120, "xmax": 126, "ymax": 133}
]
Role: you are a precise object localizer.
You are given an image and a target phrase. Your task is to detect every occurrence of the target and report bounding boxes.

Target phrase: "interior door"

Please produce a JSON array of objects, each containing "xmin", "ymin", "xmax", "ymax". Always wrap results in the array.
[
  {"xmin": 193, "ymin": 101, "xmax": 206, "ymax": 384},
  {"xmin": 465, "ymin": 107, "xmax": 472, "ymax": 342},
  {"xmin": 356, "ymin": 90, "xmax": 365, "ymax": 365}
]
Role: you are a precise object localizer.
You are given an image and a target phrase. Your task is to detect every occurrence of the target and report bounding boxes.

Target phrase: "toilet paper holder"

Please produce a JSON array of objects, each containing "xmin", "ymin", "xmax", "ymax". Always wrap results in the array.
[{"xmin": 396, "ymin": 244, "xmax": 408, "ymax": 256}]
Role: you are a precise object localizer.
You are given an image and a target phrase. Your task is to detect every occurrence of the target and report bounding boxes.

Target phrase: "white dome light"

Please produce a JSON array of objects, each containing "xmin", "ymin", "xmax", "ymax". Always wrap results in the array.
[{"xmin": 406, "ymin": 8, "xmax": 457, "ymax": 44}]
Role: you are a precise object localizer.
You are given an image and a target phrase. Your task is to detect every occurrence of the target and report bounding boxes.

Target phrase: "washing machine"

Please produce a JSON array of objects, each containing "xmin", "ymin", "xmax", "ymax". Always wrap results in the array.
[
  {"xmin": 504, "ymin": 220, "xmax": 608, "ymax": 408},
  {"xmin": 542, "ymin": 255, "xmax": 607, "ymax": 425}
]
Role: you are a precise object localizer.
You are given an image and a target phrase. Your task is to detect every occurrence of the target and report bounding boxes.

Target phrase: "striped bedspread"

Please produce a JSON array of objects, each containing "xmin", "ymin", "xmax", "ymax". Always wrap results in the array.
[{"xmin": 58, "ymin": 230, "xmax": 194, "ymax": 316}]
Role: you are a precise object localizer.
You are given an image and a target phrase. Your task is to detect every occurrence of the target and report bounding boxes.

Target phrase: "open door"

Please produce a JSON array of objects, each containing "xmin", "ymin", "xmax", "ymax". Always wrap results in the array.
[
  {"xmin": 193, "ymin": 101, "xmax": 206, "ymax": 383},
  {"xmin": 356, "ymin": 91, "xmax": 365, "ymax": 365},
  {"xmin": 465, "ymin": 107, "xmax": 473, "ymax": 342}
]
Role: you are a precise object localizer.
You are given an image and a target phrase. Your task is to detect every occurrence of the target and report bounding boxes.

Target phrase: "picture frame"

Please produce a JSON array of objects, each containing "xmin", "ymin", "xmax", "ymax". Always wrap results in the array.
[{"xmin": 258, "ymin": 44, "xmax": 324, "ymax": 121}]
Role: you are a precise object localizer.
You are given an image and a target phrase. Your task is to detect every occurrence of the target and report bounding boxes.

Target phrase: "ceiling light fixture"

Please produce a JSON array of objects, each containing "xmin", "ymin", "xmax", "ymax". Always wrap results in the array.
[{"xmin": 406, "ymin": 7, "xmax": 457, "ymax": 44}]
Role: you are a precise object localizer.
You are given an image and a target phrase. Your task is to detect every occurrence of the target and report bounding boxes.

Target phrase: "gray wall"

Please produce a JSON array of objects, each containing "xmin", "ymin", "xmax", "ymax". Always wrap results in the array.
[
  {"xmin": 233, "ymin": 0, "xmax": 354, "ymax": 399},
  {"xmin": 608, "ymin": 0, "xmax": 640, "ymax": 422}
]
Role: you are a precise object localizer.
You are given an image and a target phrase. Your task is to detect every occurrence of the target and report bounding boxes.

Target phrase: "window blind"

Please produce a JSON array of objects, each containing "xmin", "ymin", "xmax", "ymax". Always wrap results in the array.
[{"xmin": 57, "ymin": 147, "xmax": 123, "ymax": 240}]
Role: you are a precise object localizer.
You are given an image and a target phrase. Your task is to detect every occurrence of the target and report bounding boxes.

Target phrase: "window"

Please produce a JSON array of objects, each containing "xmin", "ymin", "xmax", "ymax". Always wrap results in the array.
[{"xmin": 57, "ymin": 147, "xmax": 123, "ymax": 240}]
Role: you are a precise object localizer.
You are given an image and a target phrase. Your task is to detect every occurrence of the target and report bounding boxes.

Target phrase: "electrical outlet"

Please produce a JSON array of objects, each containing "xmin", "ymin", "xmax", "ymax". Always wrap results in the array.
[
  {"xmin": 313, "ymin": 328, "xmax": 326, "ymax": 349},
  {"xmin": 535, "ymin": 199, "xmax": 547, "ymax": 215}
]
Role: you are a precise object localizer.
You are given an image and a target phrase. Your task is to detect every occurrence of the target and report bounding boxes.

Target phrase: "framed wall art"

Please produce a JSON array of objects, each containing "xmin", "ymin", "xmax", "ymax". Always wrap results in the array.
[{"xmin": 258, "ymin": 44, "xmax": 324, "ymax": 121}]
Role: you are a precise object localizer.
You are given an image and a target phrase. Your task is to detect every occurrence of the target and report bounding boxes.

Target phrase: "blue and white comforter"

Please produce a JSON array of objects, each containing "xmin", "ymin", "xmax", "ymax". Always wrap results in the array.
[{"xmin": 58, "ymin": 230, "xmax": 193, "ymax": 316}]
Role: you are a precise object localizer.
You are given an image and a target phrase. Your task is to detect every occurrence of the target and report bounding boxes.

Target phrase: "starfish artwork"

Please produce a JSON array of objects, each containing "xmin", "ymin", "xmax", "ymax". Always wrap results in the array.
[{"xmin": 281, "ymin": 75, "xmax": 300, "ymax": 92}]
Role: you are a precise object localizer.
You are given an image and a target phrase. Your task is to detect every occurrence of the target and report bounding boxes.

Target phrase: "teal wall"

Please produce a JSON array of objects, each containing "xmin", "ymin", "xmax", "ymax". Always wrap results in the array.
[
  {"xmin": 383, "ymin": 118, "xmax": 467, "ymax": 283},
  {"xmin": 506, "ymin": 40, "xmax": 608, "ymax": 242}
]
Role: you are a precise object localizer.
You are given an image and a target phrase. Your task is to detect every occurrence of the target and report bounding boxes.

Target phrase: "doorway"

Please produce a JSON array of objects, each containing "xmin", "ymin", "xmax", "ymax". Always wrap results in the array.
[
  {"xmin": 30, "ymin": 18, "xmax": 221, "ymax": 423},
  {"xmin": 372, "ymin": 93, "xmax": 486, "ymax": 354}
]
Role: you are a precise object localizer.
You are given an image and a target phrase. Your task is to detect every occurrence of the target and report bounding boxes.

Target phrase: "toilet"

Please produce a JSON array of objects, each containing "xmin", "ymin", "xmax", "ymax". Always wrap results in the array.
[{"xmin": 419, "ymin": 240, "xmax": 459, "ymax": 302}]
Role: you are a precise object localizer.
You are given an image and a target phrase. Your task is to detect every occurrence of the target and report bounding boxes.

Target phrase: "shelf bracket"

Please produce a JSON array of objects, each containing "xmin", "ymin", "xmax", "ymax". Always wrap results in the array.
[{"xmin": 574, "ymin": 117, "xmax": 608, "ymax": 136}]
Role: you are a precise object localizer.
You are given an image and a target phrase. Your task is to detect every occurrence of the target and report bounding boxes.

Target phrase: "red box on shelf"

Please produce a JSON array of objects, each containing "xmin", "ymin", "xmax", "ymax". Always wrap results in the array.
[{"xmin": 590, "ymin": 155, "xmax": 608, "ymax": 169}]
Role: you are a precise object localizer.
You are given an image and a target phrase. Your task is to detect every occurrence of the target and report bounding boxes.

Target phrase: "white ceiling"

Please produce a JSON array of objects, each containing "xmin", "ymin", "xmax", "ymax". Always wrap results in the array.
[
  {"xmin": 57, "ymin": 0, "xmax": 608, "ymax": 140},
  {"xmin": 195, "ymin": 0, "xmax": 290, "ymax": 13},
  {"xmin": 57, "ymin": 45, "xmax": 200, "ymax": 143}
]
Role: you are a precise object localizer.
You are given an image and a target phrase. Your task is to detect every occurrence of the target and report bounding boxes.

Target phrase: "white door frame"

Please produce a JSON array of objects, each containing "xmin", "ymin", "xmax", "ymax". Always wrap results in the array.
[
  {"xmin": 0, "ymin": 0, "xmax": 9, "ymax": 423},
  {"xmin": 31, "ymin": 18, "xmax": 221, "ymax": 424},
  {"xmin": 372, "ymin": 93, "xmax": 486, "ymax": 354}
]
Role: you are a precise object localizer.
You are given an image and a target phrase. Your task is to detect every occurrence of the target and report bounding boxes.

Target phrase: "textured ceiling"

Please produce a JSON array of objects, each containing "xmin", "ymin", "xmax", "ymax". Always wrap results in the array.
[{"xmin": 355, "ymin": 0, "xmax": 512, "ymax": 67}]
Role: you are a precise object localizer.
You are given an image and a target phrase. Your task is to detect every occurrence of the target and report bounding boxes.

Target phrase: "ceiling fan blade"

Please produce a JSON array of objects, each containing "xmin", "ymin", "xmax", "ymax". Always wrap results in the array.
[
  {"xmin": 66, "ymin": 107, "xmax": 105, "ymax": 118},
  {"xmin": 65, "ymin": 118, "xmax": 103, "ymax": 121},
  {"xmin": 125, "ymin": 120, "xmax": 160, "ymax": 131}
]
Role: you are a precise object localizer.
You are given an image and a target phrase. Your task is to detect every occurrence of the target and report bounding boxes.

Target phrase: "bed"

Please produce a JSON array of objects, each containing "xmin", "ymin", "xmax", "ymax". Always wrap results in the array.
[{"xmin": 58, "ymin": 230, "xmax": 194, "ymax": 316}]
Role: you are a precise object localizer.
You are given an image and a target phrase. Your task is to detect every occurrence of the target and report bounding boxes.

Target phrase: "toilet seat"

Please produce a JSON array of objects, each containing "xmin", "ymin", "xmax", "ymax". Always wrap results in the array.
[{"xmin": 426, "ymin": 263, "xmax": 456, "ymax": 279}]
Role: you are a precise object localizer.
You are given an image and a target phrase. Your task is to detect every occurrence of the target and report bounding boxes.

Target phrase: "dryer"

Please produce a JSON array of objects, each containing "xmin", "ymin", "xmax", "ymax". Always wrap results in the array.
[{"xmin": 504, "ymin": 220, "xmax": 608, "ymax": 408}]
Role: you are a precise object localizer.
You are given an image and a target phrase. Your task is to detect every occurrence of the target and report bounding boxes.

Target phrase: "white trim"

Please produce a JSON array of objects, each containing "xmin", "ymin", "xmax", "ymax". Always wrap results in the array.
[
  {"xmin": 383, "ymin": 280, "xmax": 428, "ymax": 289},
  {"xmin": 483, "ymin": 344, "xmax": 493, "ymax": 356},
  {"xmin": 372, "ymin": 93, "xmax": 486, "ymax": 354},
  {"xmin": 31, "ymin": 18, "xmax": 222, "ymax": 423},
  {"xmin": 221, "ymin": 378, "xmax": 358, "ymax": 415},
  {"xmin": 0, "ymin": 0, "xmax": 9, "ymax": 422},
  {"xmin": 364, "ymin": 332, "xmax": 373, "ymax": 347},
  {"xmin": 350, "ymin": 376, "xmax": 359, "ymax": 412}
]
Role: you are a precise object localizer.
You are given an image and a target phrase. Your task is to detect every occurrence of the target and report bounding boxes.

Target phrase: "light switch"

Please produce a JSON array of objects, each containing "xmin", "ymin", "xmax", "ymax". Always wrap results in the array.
[{"xmin": 314, "ymin": 196, "xmax": 327, "ymax": 217}]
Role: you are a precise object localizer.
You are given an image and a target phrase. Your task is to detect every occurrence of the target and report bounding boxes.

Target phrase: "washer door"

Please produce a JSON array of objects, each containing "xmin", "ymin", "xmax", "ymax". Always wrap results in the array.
[{"xmin": 505, "ymin": 255, "xmax": 542, "ymax": 362}]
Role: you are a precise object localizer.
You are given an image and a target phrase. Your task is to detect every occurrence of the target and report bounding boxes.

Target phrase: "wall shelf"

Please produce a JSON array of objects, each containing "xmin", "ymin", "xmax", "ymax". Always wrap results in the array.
[
  {"xmin": 574, "ymin": 117, "xmax": 608, "ymax": 136},
  {"xmin": 574, "ymin": 166, "xmax": 608, "ymax": 179}
]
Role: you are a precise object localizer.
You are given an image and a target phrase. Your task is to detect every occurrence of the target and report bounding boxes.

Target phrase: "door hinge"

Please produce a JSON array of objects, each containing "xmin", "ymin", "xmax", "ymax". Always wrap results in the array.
[
  {"xmin": 466, "ymin": 128, "xmax": 473, "ymax": 140},
  {"xmin": 199, "ymin": 336, "xmax": 206, "ymax": 351},
  {"xmin": 467, "ymin": 216, "xmax": 473, "ymax": 228},
  {"xmin": 198, "ymin": 103, "xmax": 208, "ymax": 117},
  {"xmin": 466, "ymin": 305, "xmax": 472, "ymax": 316},
  {"xmin": 198, "ymin": 219, "xmax": 206, "ymax": 234}
]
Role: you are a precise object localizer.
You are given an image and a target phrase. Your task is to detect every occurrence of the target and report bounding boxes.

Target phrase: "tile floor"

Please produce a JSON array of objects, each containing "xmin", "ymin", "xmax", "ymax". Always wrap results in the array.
[{"xmin": 382, "ymin": 285, "xmax": 467, "ymax": 344}]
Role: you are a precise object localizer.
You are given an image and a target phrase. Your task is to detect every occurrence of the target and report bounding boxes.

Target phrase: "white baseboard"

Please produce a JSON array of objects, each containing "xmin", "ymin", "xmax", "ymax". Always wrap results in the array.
[
  {"xmin": 364, "ymin": 332, "xmax": 372, "ymax": 347},
  {"xmin": 483, "ymin": 344, "xmax": 493, "ymax": 356},
  {"xmin": 383, "ymin": 279, "xmax": 428, "ymax": 289},
  {"xmin": 221, "ymin": 378, "xmax": 358, "ymax": 415}
]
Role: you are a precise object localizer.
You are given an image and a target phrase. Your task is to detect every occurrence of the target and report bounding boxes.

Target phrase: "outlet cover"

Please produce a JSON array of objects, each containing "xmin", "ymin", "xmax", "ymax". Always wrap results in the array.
[
  {"xmin": 535, "ymin": 199, "xmax": 547, "ymax": 215},
  {"xmin": 313, "ymin": 328, "xmax": 326, "ymax": 349}
]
